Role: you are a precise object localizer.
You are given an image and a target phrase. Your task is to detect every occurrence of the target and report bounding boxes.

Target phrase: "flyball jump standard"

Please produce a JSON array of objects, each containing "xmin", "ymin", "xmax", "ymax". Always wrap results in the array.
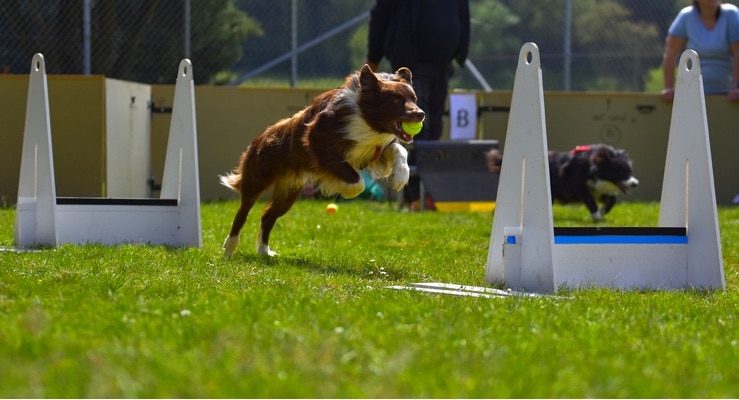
[
  {"xmin": 485, "ymin": 43, "xmax": 724, "ymax": 293},
  {"xmin": 15, "ymin": 54, "xmax": 202, "ymax": 248}
]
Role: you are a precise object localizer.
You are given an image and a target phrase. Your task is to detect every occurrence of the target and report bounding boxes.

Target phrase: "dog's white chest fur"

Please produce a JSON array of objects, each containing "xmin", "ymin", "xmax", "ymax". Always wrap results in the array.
[{"xmin": 343, "ymin": 116, "xmax": 397, "ymax": 167}]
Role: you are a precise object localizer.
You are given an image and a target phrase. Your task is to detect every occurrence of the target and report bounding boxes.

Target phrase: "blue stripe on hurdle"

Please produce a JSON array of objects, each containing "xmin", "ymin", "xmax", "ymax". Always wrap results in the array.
[
  {"xmin": 554, "ymin": 235, "xmax": 687, "ymax": 244},
  {"xmin": 505, "ymin": 227, "xmax": 688, "ymax": 245}
]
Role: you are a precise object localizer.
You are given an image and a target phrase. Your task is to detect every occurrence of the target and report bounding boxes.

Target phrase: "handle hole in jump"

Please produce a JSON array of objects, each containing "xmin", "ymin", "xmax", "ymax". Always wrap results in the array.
[{"xmin": 524, "ymin": 51, "xmax": 533, "ymax": 64}]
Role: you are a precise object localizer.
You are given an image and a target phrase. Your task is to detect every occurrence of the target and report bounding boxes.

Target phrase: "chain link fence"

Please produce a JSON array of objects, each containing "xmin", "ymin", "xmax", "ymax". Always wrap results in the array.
[{"xmin": 2, "ymin": 0, "xmax": 737, "ymax": 90}]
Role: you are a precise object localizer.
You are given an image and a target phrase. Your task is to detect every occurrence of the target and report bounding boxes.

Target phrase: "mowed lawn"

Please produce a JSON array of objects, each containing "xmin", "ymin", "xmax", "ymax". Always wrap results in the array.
[{"xmin": 0, "ymin": 200, "xmax": 737, "ymax": 398}]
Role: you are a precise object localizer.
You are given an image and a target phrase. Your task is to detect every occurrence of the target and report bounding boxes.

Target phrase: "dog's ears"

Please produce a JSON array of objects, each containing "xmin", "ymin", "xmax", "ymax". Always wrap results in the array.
[
  {"xmin": 359, "ymin": 64, "xmax": 413, "ymax": 90},
  {"xmin": 395, "ymin": 67, "xmax": 413, "ymax": 85},
  {"xmin": 359, "ymin": 64, "xmax": 380, "ymax": 91},
  {"xmin": 589, "ymin": 146, "xmax": 614, "ymax": 165}
]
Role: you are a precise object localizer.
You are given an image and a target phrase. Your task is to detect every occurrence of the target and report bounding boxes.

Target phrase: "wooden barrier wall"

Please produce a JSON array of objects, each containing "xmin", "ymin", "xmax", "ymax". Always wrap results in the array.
[
  {"xmin": 477, "ymin": 91, "xmax": 738, "ymax": 204},
  {"xmin": 1, "ymin": 75, "xmax": 106, "ymax": 204},
  {"xmin": 1, "ymin": 78, "xmax": 737, "ymax": 204},
  {"xmin": 149, "ymin": 85, "xmax": 324, "ymax": 203}
]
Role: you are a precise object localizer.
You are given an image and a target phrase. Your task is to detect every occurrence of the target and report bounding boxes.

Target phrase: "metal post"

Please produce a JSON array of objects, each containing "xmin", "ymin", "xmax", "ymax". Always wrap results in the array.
[
  {"xmin": 83, "ymin": 0, "xmax": 91, "ymax": 74},
  {"xmin": 290, "ymin": 0, "xmax": 298, "ymax": 87},
  {"xmin": 563, "ymin": 0, "xmax": 571, "ymax": 91},
  {"xmin": 184, "ymin": 0, "xmax": 191, "ymax": 59},
  {"xmin": 229, "ymin": 11, "xmax": 370, "ymax": 86}
]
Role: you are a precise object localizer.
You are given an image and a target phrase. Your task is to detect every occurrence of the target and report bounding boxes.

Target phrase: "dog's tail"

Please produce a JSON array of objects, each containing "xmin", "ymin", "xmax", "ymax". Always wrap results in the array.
[
  {"xmin": 485, "ymin": 149, "xmax": 503, "ymax": 174},
  {"xmin": 219, "ymin": 172, "xmax": 241, "ymax": 193}
]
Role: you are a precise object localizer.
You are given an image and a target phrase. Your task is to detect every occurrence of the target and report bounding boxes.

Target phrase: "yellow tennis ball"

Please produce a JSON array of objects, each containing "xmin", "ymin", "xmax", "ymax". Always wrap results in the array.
[{"xmin": 401, "ymin": 121, "xmax": 423, "ymax": 136}]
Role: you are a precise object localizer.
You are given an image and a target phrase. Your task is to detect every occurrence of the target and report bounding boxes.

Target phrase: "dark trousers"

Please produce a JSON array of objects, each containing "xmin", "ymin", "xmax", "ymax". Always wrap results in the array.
[{"xmin": 401, "ymin": 62, "xmax": 453, "ymax": 202}]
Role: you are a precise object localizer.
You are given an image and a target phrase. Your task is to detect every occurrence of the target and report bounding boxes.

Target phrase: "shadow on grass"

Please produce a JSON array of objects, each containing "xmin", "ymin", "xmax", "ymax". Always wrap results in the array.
[{"xmin": 229, "ymin": 252, "xmax": 409, "ymax": 281}]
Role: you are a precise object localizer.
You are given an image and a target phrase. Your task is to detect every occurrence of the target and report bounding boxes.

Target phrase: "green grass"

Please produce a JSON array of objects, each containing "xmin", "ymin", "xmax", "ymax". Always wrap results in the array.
[{"xmin": 1, "ymin": 200, "xmax": 738, "ymax": 398}]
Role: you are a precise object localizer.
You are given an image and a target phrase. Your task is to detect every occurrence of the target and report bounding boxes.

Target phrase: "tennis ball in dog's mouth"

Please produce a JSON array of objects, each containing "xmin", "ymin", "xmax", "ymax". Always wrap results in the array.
[{"xmin": 401, "ymin": 121, "xmax": 423, "ymax": 136}]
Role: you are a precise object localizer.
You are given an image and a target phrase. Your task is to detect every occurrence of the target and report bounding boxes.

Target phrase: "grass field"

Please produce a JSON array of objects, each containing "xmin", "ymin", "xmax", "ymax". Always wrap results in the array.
[{"xmin": 1, "ymin": 200, "xmax": 737, "ymax": 398}]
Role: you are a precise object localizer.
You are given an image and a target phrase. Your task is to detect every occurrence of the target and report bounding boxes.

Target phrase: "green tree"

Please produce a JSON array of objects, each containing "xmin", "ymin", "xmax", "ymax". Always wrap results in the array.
[
  {"xmin": 0, "ymin": 0, "xmax": 262, "ymax": 84},
  {"xmin": 496, "ymin": 0, "xmax": 599, "ymax": 90},
  {"xmin": 191, "ymin": 1, "xmax": 262, "ymax": 84},
  {"xmin": 575, "ymin": 0, "xmax": 661, "ymax": 91},
  {"xmin": 460, "ymin": 0, "xmax": 521, "ymax": 89}
]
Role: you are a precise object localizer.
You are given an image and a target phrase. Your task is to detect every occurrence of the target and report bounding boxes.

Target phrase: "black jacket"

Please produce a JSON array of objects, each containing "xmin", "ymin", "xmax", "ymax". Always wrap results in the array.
[{"xmin": 367, "ymin": 0, "xmax": 470, "ymax": 70}]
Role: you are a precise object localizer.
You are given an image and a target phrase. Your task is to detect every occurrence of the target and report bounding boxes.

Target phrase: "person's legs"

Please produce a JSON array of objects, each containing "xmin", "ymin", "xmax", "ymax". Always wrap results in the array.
[
  {"xmin": 414, "ymin": 67, "xmax": 450, "ymax": 142},
  {"xmin": 403, "ymin": 64, "xmax": 451, "ymax": 207}
]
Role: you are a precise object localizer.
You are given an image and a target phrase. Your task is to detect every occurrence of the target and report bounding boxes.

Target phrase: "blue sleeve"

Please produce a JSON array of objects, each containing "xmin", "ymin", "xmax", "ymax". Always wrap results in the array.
[
  {"xmin": 727, "ymin": 8, "xmax": 739, "ymax": 42},
  {"xmin": 668, "ymin": 8, "xmax": 689, "ymax": 38}
]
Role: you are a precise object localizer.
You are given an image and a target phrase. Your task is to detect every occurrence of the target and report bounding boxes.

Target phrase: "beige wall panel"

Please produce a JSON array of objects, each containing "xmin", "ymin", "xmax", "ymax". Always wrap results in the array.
[
  {"xmin": 1, "ymin": 75, "xmax": 106, "ymax": 202},
  {"xmin": 3, "ymin": 80, "xmax": 737, "ymax": 205},
  {"xmin": 150, "ymin": 85, "xmax": 324, "ymax": 201},
  {"xmin": 0, "ymin": 76, "xmax": 28, "ymax": 205},
  {"xmin": 703, "ymin": 96, "xmax": 739, "ymax": 205},
  {"xmin": 478, "ymin": 91, "xmax": 738, "ymax": 204}
]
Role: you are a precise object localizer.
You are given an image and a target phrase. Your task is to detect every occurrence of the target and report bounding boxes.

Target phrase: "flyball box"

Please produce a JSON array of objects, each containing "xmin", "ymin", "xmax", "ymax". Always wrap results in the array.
[{"xmin": 414, "ymin": 140, "xmax": 499, "ymax": 212}]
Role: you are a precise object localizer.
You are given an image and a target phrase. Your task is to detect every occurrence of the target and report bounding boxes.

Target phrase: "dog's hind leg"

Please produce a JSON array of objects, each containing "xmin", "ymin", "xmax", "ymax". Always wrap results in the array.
[
  {"xmin": 258, "ymin": 183, "xmax": 302, "ymax": 256},
  {"xmin": 223, "ymin": 196, "xmax": 258, "ymax": 258},
  {"xmin": 223, "ymin": 181, "xmax": 267, "ymax": 258}
]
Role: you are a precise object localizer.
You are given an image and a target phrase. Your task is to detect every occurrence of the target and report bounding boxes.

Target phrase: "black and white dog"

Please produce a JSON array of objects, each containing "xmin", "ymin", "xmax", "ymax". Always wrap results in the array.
[{"xmin": 486, "ymin": 144, "xmax": 639, "ymax": 221}]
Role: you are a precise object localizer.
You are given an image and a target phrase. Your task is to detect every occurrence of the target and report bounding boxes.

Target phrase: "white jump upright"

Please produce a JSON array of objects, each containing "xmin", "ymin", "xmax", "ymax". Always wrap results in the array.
[
  {"xmin": 484, "ymin": 43, "xmax": 555, "ymax": 291},
  {"xmin": 15, "ymin": 54, "xmax": 202, "ymax": 248},
  {"xmin": 485, "ymin": 45, "xmax": 724, "ymax": 293}
]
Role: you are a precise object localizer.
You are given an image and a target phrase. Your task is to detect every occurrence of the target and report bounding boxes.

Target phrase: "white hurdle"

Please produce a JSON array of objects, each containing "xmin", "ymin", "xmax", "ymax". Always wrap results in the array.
[
  {"xmin": 14, "ymin": 54, "xmax": 202, "ymax": 248},
  {"xmin": 485, "ymin": 43, "xmax": 724, "ymax": 293}
]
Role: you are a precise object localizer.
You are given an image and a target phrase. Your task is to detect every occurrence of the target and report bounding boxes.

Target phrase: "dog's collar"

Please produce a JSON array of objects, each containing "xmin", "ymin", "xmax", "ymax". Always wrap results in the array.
[
  {"xmin": 371, "ymin": 139, "xmax": 399, "ymax": 162},
  {"xmin": 372, "ymin": 145, "xmax": 383, "ymax": 162},
  {"xmin": 570, "ymin": 145, "xmax": 591, "ymax": 154}
]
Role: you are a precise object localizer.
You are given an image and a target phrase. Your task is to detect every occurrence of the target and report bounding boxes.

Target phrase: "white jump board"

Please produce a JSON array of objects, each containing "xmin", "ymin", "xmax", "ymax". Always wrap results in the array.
[
  {"xmin": 503, "ymin": 227, "xmax": 690, "ymax": 290},
  {"xmin": 16, "ymin": 196, "xmax": 186, "ymax": 246},
  {"xmin": 386, "ymin": 282, "xmax": 547, "ymax": 299}
]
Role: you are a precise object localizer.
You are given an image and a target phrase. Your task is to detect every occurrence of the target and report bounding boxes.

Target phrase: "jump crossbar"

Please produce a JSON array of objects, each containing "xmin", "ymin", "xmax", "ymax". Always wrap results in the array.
[
  {"xmin": 56, "ymin": 197, "xmax": 179, "ymax": 206},
  {"xmin": 506, "ymin": 227, "xmax": 688, "ymax": 245}
]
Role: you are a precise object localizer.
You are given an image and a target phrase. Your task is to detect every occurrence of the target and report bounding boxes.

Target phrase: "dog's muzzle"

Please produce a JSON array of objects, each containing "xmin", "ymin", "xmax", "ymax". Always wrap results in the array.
[{"xmin": 618, "ymin": 177, "xmax": 639, "ymax": 194}]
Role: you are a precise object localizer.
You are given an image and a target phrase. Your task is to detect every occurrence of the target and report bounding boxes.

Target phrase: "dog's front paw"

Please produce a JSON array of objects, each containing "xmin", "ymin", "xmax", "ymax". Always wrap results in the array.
[
  {"xmin": 390, "ymin": 163, "xmax": 410, "ymax": 191},
  {"xmin": 223, "ymin": 235, "xmax": 240, "ymax": 258}
]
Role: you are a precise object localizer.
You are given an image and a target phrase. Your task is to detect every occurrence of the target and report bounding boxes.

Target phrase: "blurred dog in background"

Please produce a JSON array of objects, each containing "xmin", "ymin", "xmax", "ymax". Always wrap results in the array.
[{"xmin": 486, "ymin": 144, "xmax": 639, "ymax": 221}]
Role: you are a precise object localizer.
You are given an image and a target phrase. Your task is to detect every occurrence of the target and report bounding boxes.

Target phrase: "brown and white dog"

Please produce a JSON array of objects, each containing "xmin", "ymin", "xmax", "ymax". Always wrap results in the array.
[
  {"xmin": 220, "ymin": 65, "xmax": 424, "ymax": 257},
  {"xmin": 486, "ymin": 144, "xmax": 639, "ymax": 221}
]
